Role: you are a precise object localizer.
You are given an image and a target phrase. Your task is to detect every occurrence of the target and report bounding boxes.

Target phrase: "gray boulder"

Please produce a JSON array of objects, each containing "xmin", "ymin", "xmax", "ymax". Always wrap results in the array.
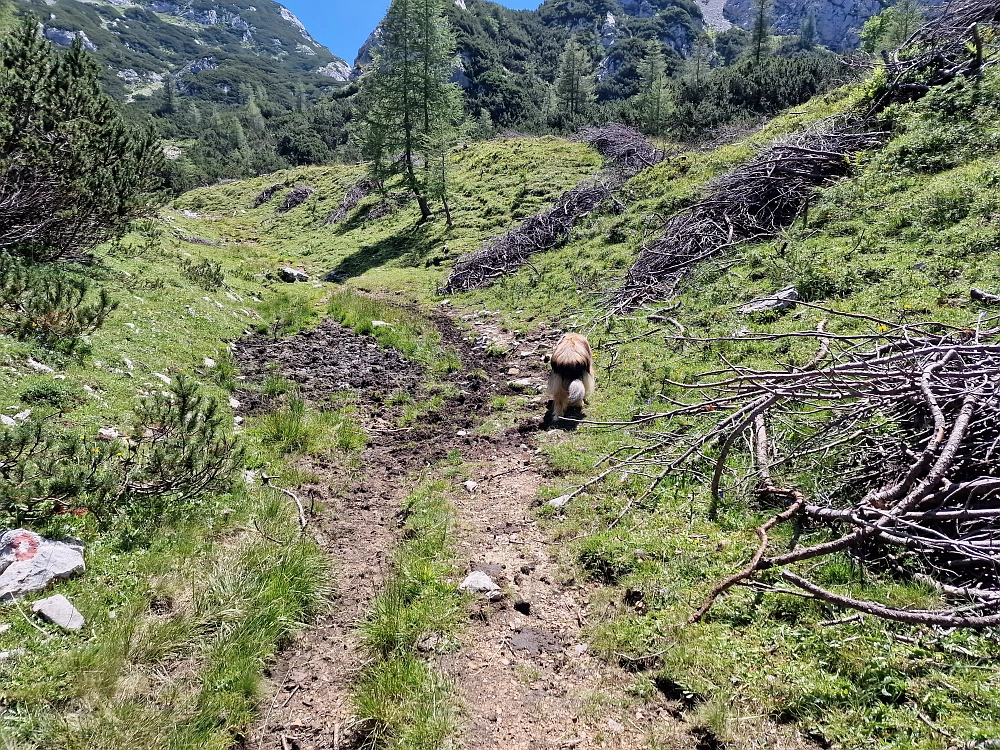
[
  {"xmin": 279, "ymin": 267, "xmax": 310, "ymax": 283},
  {"xmin": 739, "ymin": 286, "xmax": 799, "ymax": 315},
  {"xmin": 0, "ymin": 530, "xmax": 85, "ymax": 601},
  {"xmin": 31, "ymin": 594, "xmax": 85, "ymax": 631}
]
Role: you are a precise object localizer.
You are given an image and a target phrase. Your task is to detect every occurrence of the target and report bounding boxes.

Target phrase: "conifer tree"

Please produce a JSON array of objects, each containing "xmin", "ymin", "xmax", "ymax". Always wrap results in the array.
[
  {"xmin": 353, "ymin": 0, "xmax": 462, "ymax": 222},
  {"xmin": 555, "ymin": 36, "xmax": 596, "ymax": 123},
  {"xmin": 0, "ymin": 20, "xmax": 161, "ymax": 260},
  {"xmin": 636, "ymin": 40, "xmax": 670, "ymax": 136},
  {"xmin": 751, "ymin": 0, "xmax": 772, "ymax": 63}
]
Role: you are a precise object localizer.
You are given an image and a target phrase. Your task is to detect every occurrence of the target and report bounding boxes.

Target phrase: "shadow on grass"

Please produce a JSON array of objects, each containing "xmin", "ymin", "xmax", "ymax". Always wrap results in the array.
[{"xmin": 325, "ymin": 224, "xmax": 441, "ymax": 281}]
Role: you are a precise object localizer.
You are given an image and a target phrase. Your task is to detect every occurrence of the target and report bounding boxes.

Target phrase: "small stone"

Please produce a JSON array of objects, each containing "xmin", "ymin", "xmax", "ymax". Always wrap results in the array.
[
  {"xmin": 204, "ymin": 357, "xmax": 217, "ymax": 368},
  {"xmin": 463, "ymin": 480, "xmax": 478, "ymax": 493},
  {"xmin": 26, "ymin": 359, "xmax": 54, "ymax": 373},
  {"xmin": 456, "ymin": 430, "xmax": 468, "ymax": 437},
  {"xmin": 507, "ymin": 367, "xmax": 520, "ymax": 376},
  {"xmin": 31, "ymin": 594, "xmax": 85, "ymax": 630},
  {"xmin": 571, "ymin": 643, "xmax": 589, "ymax": 656},
  {"xmin": 508, "ymin": 378, "xmax": 540, "ymax": 393},
  {"xmin": 371, "ymin": 320, "xmax": 391, "ymax": 328},
  {"xmin": 0, "ymin": 622, "xmax": 10, "ymax": 634},
  {"xmin": 152, "ymin": 372, "xmax": 171, "ymax": 385},
  {"xmin": 229, "ymin": 397, "xmax": 241, "ymax": 409},
  {"xmin": 279, "ymin": 267, "xmax": 310, "ymax": 283},
  {"xmin": 513, "ymin": 600, "xmax": 531, "ymax": 615},
  {"xmin": 459, "ymin": 571, "xmax": 502, "ymax": 600},
  {"xmin": 0, "ymin": 648, "xmax": 25, "ymax": 660},
  {"xmin": 96, "ymin": 427, "xmax": 120, "ymax": 441},
  {"xmin": 519, "ymin": 350, "xmax": 533, "ymax": 358},
  {"xmin": 547, "ymin": 494, "xmax": 572, "ymax": 509},
  {"xmin": 0, "ymin": 415, "xmax": 15, "ymax": 427},
  {"xmin": 607, "ymin": 718, "xmax": 625, "ymax": 734}
]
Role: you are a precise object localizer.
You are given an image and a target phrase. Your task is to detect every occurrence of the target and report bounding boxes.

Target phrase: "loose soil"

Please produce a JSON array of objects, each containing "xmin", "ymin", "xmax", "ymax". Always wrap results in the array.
[{"xmin": 237, "ymin": 306, "xmax": 728, "ymax": 750}]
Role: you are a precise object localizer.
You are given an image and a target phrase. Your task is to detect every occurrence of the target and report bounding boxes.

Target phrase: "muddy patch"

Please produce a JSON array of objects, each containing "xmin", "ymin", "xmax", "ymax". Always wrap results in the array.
[{"xmin": 232, "ymin": 319, "xmax": 423, "ymax": 413}]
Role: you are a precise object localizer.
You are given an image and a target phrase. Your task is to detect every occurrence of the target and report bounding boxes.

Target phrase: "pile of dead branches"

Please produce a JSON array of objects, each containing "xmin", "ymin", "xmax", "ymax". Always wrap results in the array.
[
  {"xmin": 593, "ymin": 308, "xmax": 1000, "ymax": 627},
  {"xmin": 574, "ymin": 125, "xmax": 668, "ymax": 174},
  {"xmin": 326, "ymin": 178, "xmax": 377, "ymax": 225},
  {"xmin": 276, "ymin": 186, "xmax": 315, "ymax": 213},
  {"xmin": 871, "ymin": 0, "xmax": 1000, "ymax": 111},
  {"xmin": 442, "ymin": 127, "xmax": 666, "ymax": 293},
  {"xmin": 611, "ymin": 123, "xmax": 886, "ymax": 312},
  {"xmin": 442, "ymin": 174, "xmax": 627, "ymax": 293},
  {"xmin": 252, "ymin": 184, "xmax": 284, "ymax": 209}
]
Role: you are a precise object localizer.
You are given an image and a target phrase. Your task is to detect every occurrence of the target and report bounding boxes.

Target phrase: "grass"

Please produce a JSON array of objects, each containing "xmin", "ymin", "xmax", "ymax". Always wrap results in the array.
[
  {"xmin": 353, "ymin": 479, "xmax": 464, "ymax": 750},
  {"xmin": 6, "ymin": 67, "xmax": 997, "ymax": 748}
]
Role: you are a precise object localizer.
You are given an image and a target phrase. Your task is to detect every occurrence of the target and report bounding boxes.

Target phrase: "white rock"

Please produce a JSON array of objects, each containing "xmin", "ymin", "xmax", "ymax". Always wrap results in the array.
[
  {"xmin": 278, "ymin": 267, "xmax": 309, "ymax": 283},
  {"xmin": 0, "ymin": 530, "xmax": 85, "ymax": 600},
  {"xmin": 152, "ymin": 372, "xmax": 171, "ymax": 385},
  {"xmin": 459, "ymin": 571, "xmax": 502, "ymax": 600},
  {"xmin": 97, "ymin": 427, "xmax": 120, "ymax": 441},
  {"xmin": 607, "ymin": 718, "xmax": 624, "ymax": 734},
  {"xmin": 739, "ymin": 286, "xmax": 799, "ymax": 315},
  {"xmin": 12, "ymin": 410, "xmax": 29, "ymax": 424},
  {"xmin": 371, "ymin": 320, "xmax": 392, "ymax": 328},
  {"xmin": 204, "ymin": 357, "xmax": 217, "ymax": 368},
  {"xmin": 548, "ymin": 494, "xmax": 572, "ymax": 509},
  {"xmin": 456, "ymin": 430, "xmax": 468, "ymax": 437},
  {"xmin": 229, "ymin": 397, "xmax": 241, "ymax": 409},
  {"xmin": 124, "ymin": 322, "xmax": 136, "ymax": 330},
  {"xmin": 0, "ymin": 648, "xmax": 25, "ymax": 660},
  {"xmin": 26, "ymin": 359, "xmax": 54, "ymax": 373},
  {"xmin": 0, "ymin": 415, "xmax": 15, "ymax": 427},
  {"xmin": 463, "ymin": 480, "xmax": 478, "ymax": 493},
  {"xmin": 31, "ymin": 594, "xmax": 84, "ymax": 630},
  {"xmin": 0, "ymin": 622, "xmax": 10, "ymax": 634}
]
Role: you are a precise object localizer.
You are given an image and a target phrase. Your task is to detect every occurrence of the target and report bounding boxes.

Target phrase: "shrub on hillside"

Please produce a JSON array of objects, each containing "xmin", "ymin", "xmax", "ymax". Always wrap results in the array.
[
  {"xmin": 0, "ymin": 253, "xmax": 118, "ymax": 354},
  {"xmin": 666, "ymin": 55, "xmax": 846, "ymax": 137},
  {"xmin": 0, "ymin": 20, "xmax": 162, "ymax": 260},
  {"xmin": 0, "ymin": 376, "xmax": 242, "ymax": 528}
]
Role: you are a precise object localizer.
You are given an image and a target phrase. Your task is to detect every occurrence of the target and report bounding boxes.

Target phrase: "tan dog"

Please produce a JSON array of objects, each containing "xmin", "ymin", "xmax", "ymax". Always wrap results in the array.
[{"xmin": 547, "ymin": 333, "xmax": 595, "ymax": 420}]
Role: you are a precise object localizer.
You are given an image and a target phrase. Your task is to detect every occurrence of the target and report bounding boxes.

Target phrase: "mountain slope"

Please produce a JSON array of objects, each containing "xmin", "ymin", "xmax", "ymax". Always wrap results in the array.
[{"xmin": 14, "ymin": 0, "xmax": 351, "ymax": 105}]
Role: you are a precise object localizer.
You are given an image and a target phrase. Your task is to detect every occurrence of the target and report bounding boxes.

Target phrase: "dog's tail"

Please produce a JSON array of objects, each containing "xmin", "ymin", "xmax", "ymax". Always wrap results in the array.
[{"xmin": 567, "ymin": 378, "xmax": 586, "ymax": 405}]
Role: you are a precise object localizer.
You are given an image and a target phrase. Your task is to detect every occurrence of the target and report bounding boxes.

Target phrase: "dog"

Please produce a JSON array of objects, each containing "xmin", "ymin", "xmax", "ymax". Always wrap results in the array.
[{"xmin": 547, "ymin": 333, "xmax": 595, "ymax": 421}]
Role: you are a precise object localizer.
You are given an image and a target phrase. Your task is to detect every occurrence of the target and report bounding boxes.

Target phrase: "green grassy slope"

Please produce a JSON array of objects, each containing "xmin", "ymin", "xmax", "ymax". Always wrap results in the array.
[
  {"xmin": 4, "ymin": 65, "xmax": 999, "ymax": 749},
  {"xmin": 162, "ymin": 71, "xmax": 1000, "ymax": 746}
]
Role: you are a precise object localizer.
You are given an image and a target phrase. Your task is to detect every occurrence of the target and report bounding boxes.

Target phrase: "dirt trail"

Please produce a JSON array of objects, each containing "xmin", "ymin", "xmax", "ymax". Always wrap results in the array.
[{"xmin": 240, "ymin": 308, "xmax": 695, "ymax": 750}]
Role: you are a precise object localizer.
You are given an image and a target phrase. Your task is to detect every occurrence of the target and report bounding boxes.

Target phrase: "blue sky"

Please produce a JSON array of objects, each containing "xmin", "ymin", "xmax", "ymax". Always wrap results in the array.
[{"xmin": 282, "ymin": 1, "xmax": 541, "ymax": 62}]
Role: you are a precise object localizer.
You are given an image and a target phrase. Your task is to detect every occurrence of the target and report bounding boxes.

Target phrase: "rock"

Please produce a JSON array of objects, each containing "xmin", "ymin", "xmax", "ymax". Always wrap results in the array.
[
  {"xmin": 0, "ymin": 415, "xmax": 14, "ymax": 427},
  {"xmin": 0, "ymin": 648, "xmax": 25, "ymax": 660},
  {"xmin": 26, "ymin": 358, "xmax": 54, "ymax": 373},
  {"xmin": 463, "ymin": 480, "xmax": 478, "ymax": 493},
  {"xmin": 513, "ymin": 600, "xmax": 531, "ymax": 615},
  {"xmin": 229, "ymin": 397, "xmax": 241, "ymax": 409},
  {"xmin": 456, "ymin": 430, "xmax": 468, "ymax": 437},
  {"xmin": 738, "ymin": 286, "xmax": 799, "ymax": 315},
  {"xmin": 203, "ymin": 357, "xmax": 217, "ymax": 368},
  {"xmin": 96, "ymin": 427, "xmax": 120, "ymax": 441},
  {"xmin": 31, "ymin": 594, "xmax": 84, "ymax": 630},
  {"xmin": 548, "ymin": 494, "xmax": 572, "ymax": 509},
  {"xmin": 459, "ymin": 571, "xmax": 502, "ymax": 600},
  {"xmin": 0, "ymin": 530, "xmax": 86, "ymax": 600},
  {"xmin": 507, "ymin": 367, "xmax": 520, "ymax": 376},
  {"xmin": 607, "ymin": 718, "xmax": 625, "ymax": 733},
  {"xmin": 0, "ymin": 622, "xmax": 9, "ymax": 634},
  {"xmin": 152, "ymin": 372, "xmax": 172, "ymax": 385},
  {"xmin": 279, "ymin": 267, "xmax": 310, "ymax": 283},
  {"xmin": 371, "ymin": 320, "xmax": 391, "ymax": 328}
]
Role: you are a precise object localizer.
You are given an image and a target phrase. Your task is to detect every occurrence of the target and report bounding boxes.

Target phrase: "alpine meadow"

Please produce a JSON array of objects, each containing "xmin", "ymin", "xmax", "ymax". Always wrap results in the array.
[{"xmin": 3, "ymin": 0, "xmax": 1000, "ymax": 748}]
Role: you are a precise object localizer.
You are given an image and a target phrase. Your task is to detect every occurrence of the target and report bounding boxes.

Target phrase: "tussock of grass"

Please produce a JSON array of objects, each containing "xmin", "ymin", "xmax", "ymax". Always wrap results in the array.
[{"xmin": 353, "ymin": 480, "xmax": 463, "ymax": 750}]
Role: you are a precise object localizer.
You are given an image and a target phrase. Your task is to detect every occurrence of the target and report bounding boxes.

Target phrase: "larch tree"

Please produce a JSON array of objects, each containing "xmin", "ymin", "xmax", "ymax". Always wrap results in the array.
[
  {"xmin": 751, "ymin": 0, "xmax": 772, "ymax": 63},
  {"xmin": 636, "ymin": 40, "xmax": 671, "ymax": 136},
  {"xmin": 353, "ymin": 0, "xmax": 463, "ymax": 223},
  {"xmin": 555, "ymin": 35, "xmax": 595, "ymax": 123}
]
